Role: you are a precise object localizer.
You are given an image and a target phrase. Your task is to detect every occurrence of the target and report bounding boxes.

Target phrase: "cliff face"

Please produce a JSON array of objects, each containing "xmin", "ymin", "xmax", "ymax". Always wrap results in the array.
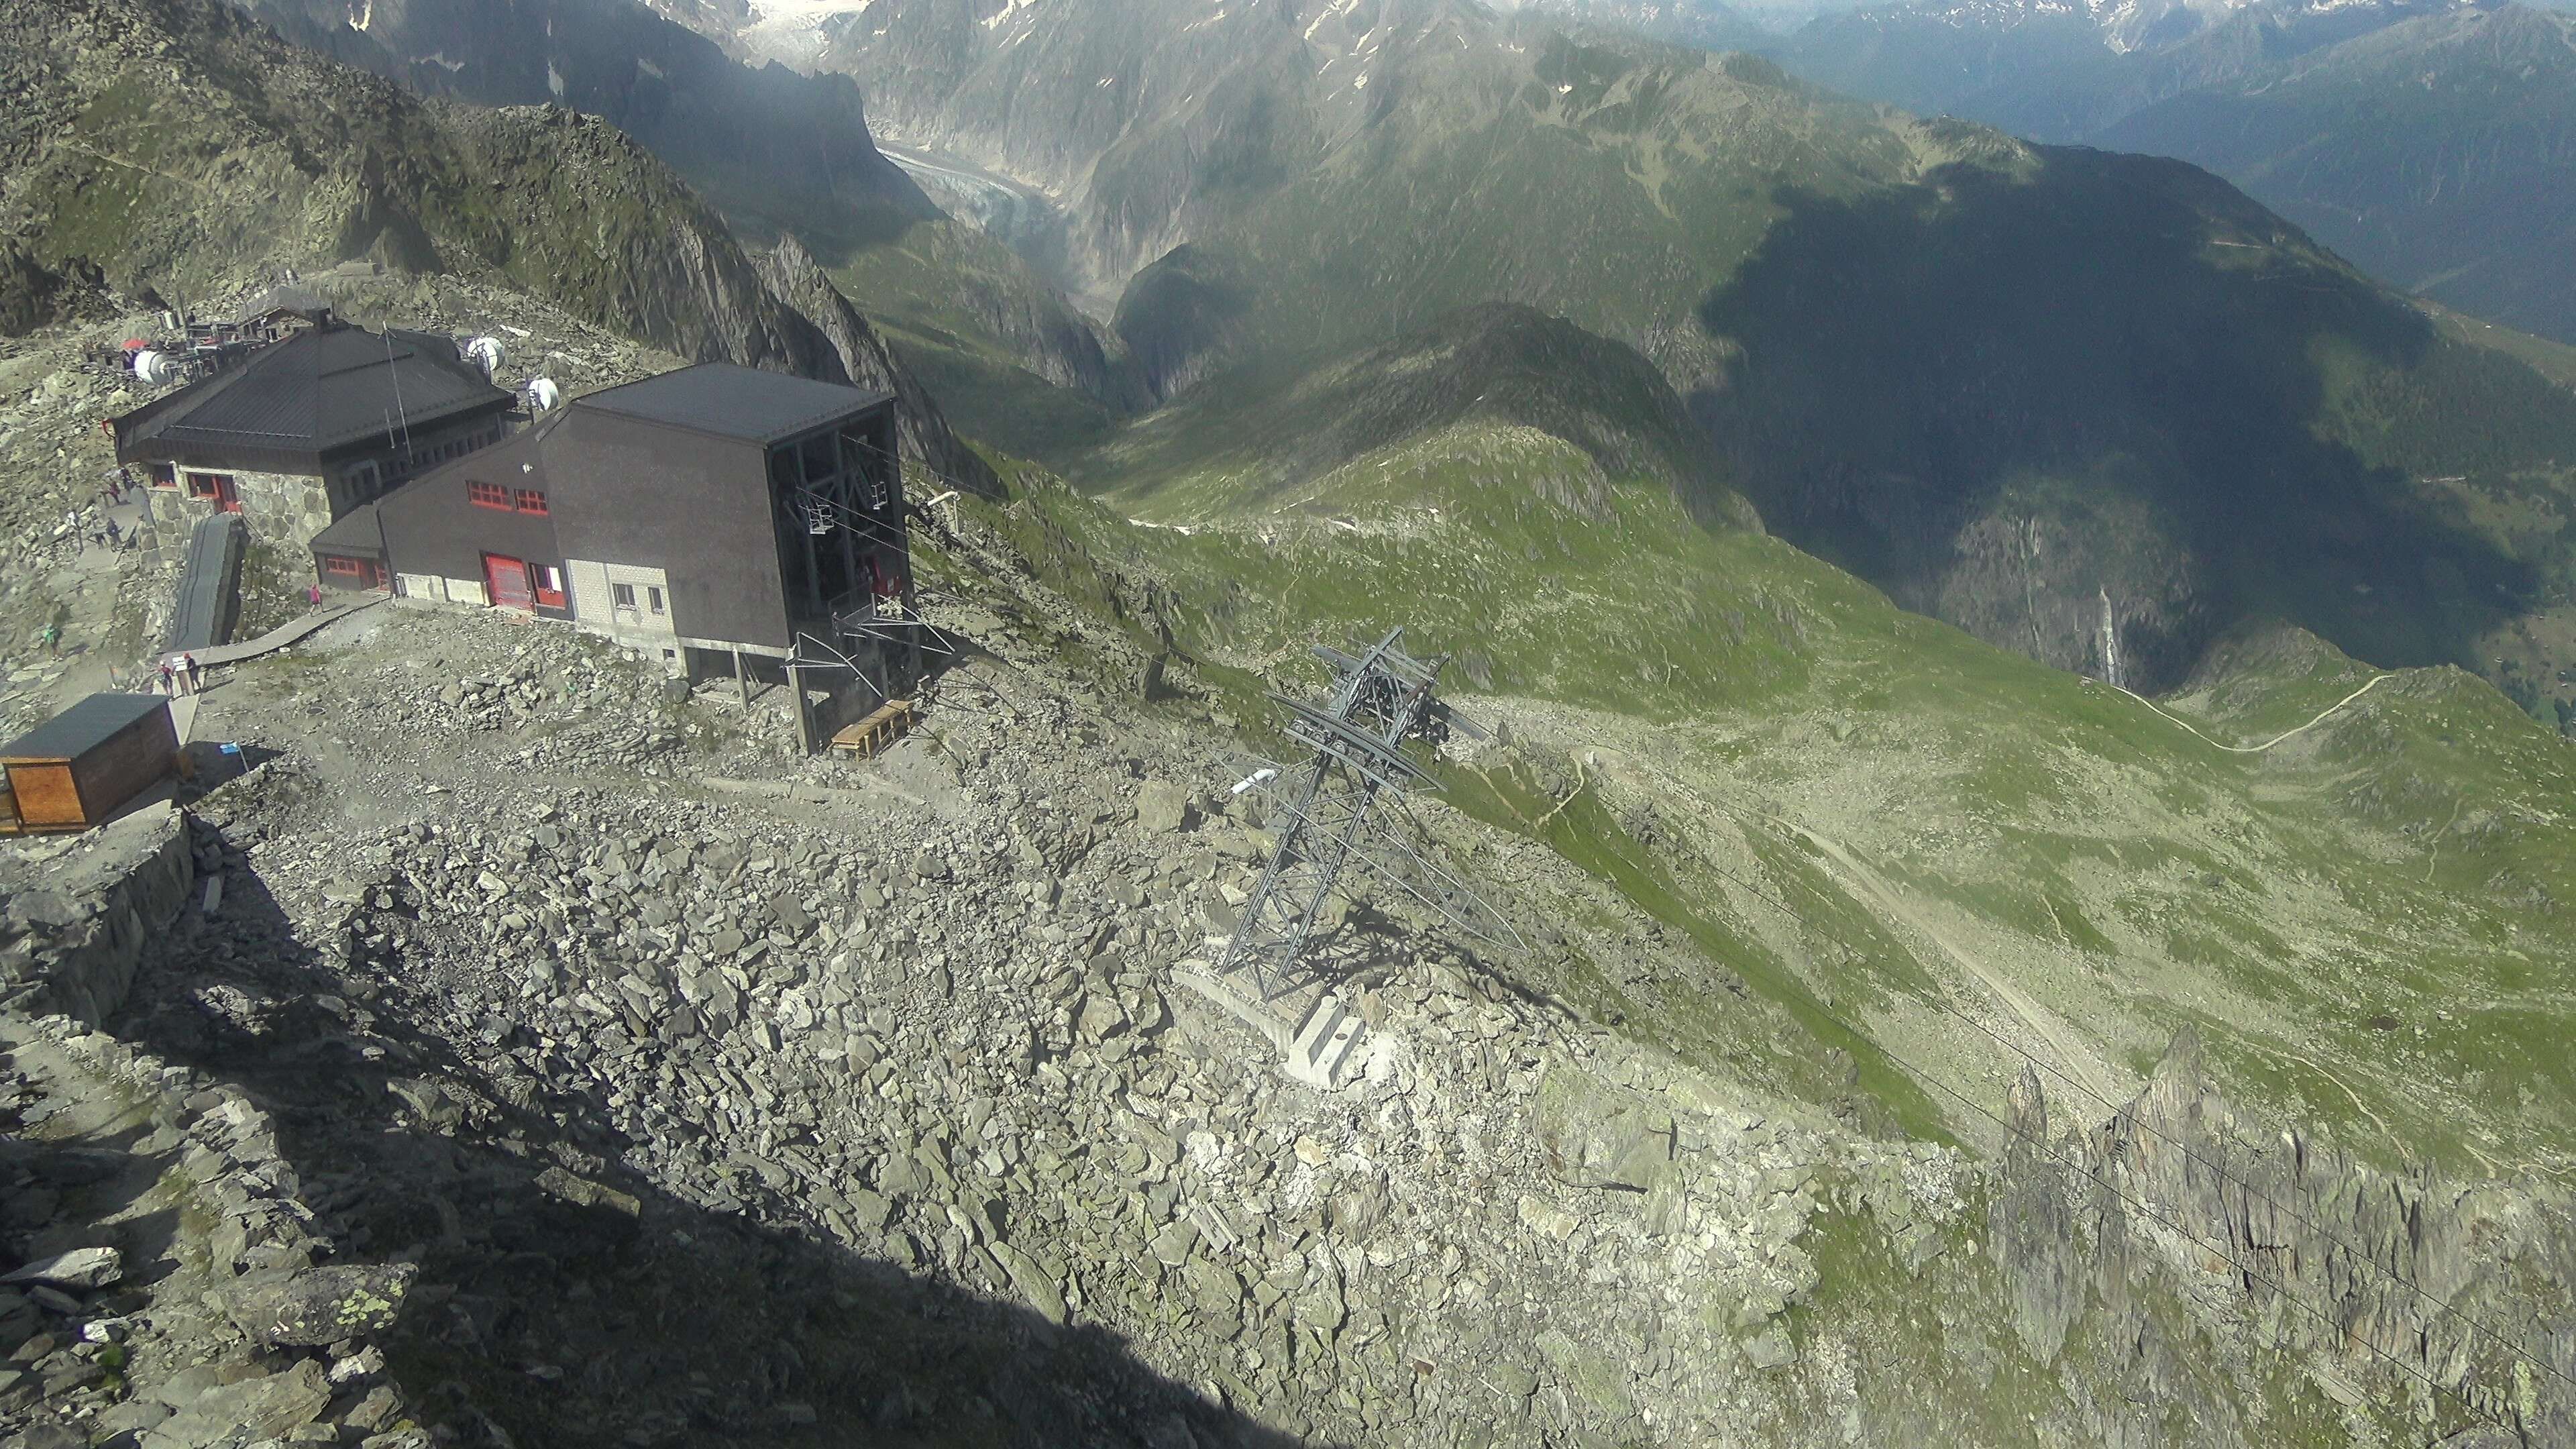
[
  {"xmin": 231, "ymin": 0, "xmax": 942, "ymax": 244},
  {"xmin": 755, "ymin": 235, "xmax": 1002, "ymax": 497},
  {"xmin": 0, "ymin": 0, "xmax": 811, "ymax": 366},
  {"xmin": 1989, "ymin": 1030, "xmax": 2576, "ymax": 1442}
]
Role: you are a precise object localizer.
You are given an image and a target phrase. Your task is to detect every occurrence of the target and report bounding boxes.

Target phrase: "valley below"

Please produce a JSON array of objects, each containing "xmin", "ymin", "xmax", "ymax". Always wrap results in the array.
[{"xmin": 3, "ymin": 0, "xmax": 2576, "ymax": 1446}]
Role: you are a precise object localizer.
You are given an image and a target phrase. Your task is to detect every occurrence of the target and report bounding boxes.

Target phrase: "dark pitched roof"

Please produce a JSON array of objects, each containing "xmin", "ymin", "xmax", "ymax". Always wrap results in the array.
[
  {"xmin": 1, "ymin": 694, "xmax": 170, "ymax": 763},
  {"xmin": 574, "ymin": 363, "xmax": 889, "ymax": 445},
  {"xmin": 311, "ymin": 501, "xmax": 384, "ymax": 557},
  {"xmin": 114, "ymin": 322, "xmax": 514, "ymax": 470}
]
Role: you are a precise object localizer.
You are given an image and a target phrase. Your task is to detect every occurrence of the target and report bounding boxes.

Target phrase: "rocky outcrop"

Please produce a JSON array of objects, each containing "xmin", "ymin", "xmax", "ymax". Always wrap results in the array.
[
  {"xmin": 0, "ymin": 0, "xmax": 820, "ymax": 382},
  {"xmin": 754, "ymin": 235, "xmax": 1001, "ymax": 497},
  {"xmin": 0, "ymin": 1013, "xmax": 427, "ymax": 1447},
  {"xmin": 0, "ymin": 803, "xmax": 194, "ymax": 1025},
  {"xmin": 1989, "ymin": 1064, "xmax": 2080, "ymax": 1361},
  {"xmin": 233, "ymin": 0, "xmax": 941, "ymax": 246},
  {"xmin": 1992, "ymin": 1030, "xmax": 2576, "ymax": 1438}
]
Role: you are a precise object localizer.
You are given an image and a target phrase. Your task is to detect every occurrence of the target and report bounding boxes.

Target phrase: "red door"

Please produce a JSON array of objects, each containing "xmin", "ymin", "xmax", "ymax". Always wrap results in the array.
[
  {"xmin": 213, "ymin": 475, "xmax": 241, "ymax": 514},
  {"xmin": 482, "ymin": 553, "xmax": 533, "ymax": 610}
]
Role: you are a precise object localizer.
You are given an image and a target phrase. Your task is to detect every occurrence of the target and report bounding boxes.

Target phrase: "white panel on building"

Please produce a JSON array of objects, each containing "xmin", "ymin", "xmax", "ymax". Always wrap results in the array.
[
  {"xmin": 566, "ymin": 559, "xmax": 612, "ymax": 627},
  {"xmin": 396, "ymin": 574, "xmax": 442, "ymax": 602},
  {"xmin": 444, "ymin": 578, "xmax": 488, "ymax": 607},
  {"xmin": 600, "ymin": 562, "xmax": 676, "ymax": 637}
]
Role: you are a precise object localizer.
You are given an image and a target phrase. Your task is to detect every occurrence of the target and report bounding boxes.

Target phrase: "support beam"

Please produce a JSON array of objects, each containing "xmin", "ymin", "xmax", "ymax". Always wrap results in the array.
[
  {"xmin": 733, "ymin": 647, "xmax": 749, "ymax": 708},
  {"xmin": 788, "ymin": 663, "xmax": 813, "ymax": 753}
]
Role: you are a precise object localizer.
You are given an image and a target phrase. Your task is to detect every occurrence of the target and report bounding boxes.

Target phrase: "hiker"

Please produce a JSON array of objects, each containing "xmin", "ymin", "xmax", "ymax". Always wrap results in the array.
[
  {"xmin": 309, "ymin": 582, "xmax": 323, "ymax": 608},
  {"xmin": 158, "ymin": 660, "xmax": 175, "ymax": 696},
  {"xmin": 40, "ymin": 623, "xmax": 60, "ymax": 657},
  {"xmin": 180, "ymin": 652, "xmax": 201, "ymax": 694},
  {"xmin": 103, "ymin": 518, "xmax": 120, "ymax": 547}
]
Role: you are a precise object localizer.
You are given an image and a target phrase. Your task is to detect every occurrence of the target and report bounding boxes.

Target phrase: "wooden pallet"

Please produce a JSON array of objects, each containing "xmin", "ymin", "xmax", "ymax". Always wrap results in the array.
[{"xmin": 829, "ymin": 698, "xmax": 915, "ymax": 758}]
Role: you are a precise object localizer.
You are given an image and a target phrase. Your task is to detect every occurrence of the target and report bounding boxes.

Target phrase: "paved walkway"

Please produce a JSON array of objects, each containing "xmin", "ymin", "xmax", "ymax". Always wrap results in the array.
[{"xmin": 180, "ymin": 596, "xmax": 381, "ymax": 668}]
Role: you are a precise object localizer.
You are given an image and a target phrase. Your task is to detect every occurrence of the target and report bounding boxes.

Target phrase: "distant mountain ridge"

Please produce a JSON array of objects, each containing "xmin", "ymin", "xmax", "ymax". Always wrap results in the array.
[
  {"xmin": 712, "ymin": 0, "xmax": 2576, "ymax": 697},
  {"xmin": 227, "ymin": 0, "xmax": 1148, "ymax": 424},
  {"xmin": 231, "ymin": 0, "xmax": 938, "ymax": 244},
  {"xmin": 1769, "ymin": 0, "xmax": 2576, "ymax": 342}
]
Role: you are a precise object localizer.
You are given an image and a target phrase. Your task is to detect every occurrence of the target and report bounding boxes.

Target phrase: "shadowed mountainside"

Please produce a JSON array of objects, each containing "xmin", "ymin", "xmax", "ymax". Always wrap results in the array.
[
  {"xmin": 1693, "ymin": 144, "xmax": 2576, "ymax": 686},
  {"xmin": 1772, "ymin": 0, "xmax": 2576, "ymax": 345}
]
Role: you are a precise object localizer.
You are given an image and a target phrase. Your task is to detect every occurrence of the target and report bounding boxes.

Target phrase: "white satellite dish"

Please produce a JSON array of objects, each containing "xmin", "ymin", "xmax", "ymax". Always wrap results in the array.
[
  {"xmin": 525, "ymin": 376, "xmax": 561, "ymax": 413},
  {"xmin": 132, "ymin": 350, "xmax": 180, "ymax": 386},
  {"xmin": 461, "ymin": 335, "xmax": 506, "ymax": 379}
]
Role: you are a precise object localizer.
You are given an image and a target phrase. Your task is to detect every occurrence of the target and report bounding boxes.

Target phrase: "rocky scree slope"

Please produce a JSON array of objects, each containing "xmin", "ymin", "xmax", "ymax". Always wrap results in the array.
[
  {"xmin": 0, "ymin": 0, "xmax": 996, "ymax": 495},
  {"xmin": 1, "ymin": 486, "xmax": 2570, "ymax": 1444}
]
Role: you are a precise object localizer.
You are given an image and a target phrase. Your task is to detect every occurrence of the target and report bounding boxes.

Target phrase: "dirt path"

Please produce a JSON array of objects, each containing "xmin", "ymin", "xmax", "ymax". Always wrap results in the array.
[
  {"xmin": 2118, "ymin": 673, "xmax": 2394, "ymax": 755},
  {"xmin": 1565, "ymin": 733, "xmax": 2131, "ymax": 1116},
  {"xmin": 1780, "ymin": 822, "xmax": 2129, "ymax": 1113}
]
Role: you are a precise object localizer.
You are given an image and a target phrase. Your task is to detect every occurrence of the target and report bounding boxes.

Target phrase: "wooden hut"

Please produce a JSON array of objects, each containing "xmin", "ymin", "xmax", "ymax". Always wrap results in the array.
[{"xmin": 0, "ymin": 694, "xmax": 180, "ymax": 835}]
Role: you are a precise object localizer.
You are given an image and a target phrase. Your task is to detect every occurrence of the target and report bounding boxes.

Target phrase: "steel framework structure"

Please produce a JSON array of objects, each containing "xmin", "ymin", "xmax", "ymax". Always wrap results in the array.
[{"xmin": 1220, "ymin": 627, "xmax": 1501, "ymax": 1000}]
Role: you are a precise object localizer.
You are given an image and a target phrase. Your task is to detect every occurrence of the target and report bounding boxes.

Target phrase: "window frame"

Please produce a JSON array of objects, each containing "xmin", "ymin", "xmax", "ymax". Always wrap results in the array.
[
  {"xmin": 467, "ymin": 480, "xmax": 512, "ymax": 511},
  {"xmin": 514, "ymin": 488, "xmax": 548, "ymax": 515},
  {"xmin": 323, "ymin": 555, "xmax": 364, "ymax": 578},
  {"xmin": 612, "ymin": 582, "xmax": 637, "ymax": 611}
]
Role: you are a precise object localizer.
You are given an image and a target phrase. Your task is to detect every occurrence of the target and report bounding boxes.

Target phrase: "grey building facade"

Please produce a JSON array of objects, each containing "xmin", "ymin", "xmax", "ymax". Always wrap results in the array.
[
  {"xmin": 315, "ymin": 364, "xmax": 918, "ymax": 747},
  {"xmin": 111, "ymin": 315, "xmax": 517, "ymax": 561}
]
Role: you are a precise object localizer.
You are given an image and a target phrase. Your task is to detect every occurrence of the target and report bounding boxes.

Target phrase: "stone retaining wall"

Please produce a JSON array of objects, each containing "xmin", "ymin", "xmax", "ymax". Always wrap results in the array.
[{"xmin": 0, "ymin": 802, "xmax": 195, "ymax": 1024}]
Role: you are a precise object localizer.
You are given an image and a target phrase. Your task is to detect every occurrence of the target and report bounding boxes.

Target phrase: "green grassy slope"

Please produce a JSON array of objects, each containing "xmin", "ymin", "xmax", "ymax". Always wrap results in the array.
[
  {"xmin": 1070, "ymin": 303, "xmax": 1753, "ymax": 527},
  {"xmin": 976, "ymin": 384, "xmax": 2576, "ymax": 1184}
]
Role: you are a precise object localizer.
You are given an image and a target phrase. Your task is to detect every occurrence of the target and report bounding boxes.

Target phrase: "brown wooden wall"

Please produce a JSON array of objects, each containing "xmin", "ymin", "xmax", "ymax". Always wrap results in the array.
[
  {"xmin": 4, "ymin": 762, "xmax": 82, "ymax": 827},
  {"xmin": 70, "ymin": 710, "xmax": 179, "ymax": 822}
]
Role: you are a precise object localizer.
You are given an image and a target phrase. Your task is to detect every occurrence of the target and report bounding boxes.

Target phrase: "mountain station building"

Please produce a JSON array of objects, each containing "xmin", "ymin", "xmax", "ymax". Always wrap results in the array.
[
  {"xmin": 310, "ymin": 362, "xmax": 922, "ymax": 750},
  {"xmin": 110, "ymin": 309, "xmax": 517, "ymax": 562}
]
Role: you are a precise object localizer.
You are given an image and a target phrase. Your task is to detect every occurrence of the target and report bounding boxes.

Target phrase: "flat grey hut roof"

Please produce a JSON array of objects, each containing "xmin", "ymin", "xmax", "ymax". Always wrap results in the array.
[
  {"xmin": 573, "ymin": 363, "xmax": 892, "ymax": 445},
  {"xmin": 1, "ymin": 694, "xmax": 169, "ymax": 762}
]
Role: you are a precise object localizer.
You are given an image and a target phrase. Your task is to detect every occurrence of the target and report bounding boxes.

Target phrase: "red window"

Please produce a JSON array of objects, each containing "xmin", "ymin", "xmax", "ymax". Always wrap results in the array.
[
  {"xmin": 148, "ymin": 464, "xmax": 176, "ymax": 489},
  {"xmin": 515, "ymin": 489, "xmax": 548, "ymax": 515},
  {"xmin": 530, "ymin": 563, "xmax": 566, "ymax": 609},
  {"xmin": 467, "ymin": 480, "xmax": 511, "ymax": 510},
  {"xmin": 323, "ymin": 556, "xmax": 363, "ymax": 578}
]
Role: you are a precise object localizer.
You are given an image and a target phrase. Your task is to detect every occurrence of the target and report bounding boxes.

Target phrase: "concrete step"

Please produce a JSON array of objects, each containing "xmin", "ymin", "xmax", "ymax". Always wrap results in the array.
[
  {"xmin": 1287, "ymin": 989, "xmax": 1365, "ymax": 1090},
  {"xmin": 1172, "ymin": 959, "xmax": 1367, "ymax": 1090}
]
